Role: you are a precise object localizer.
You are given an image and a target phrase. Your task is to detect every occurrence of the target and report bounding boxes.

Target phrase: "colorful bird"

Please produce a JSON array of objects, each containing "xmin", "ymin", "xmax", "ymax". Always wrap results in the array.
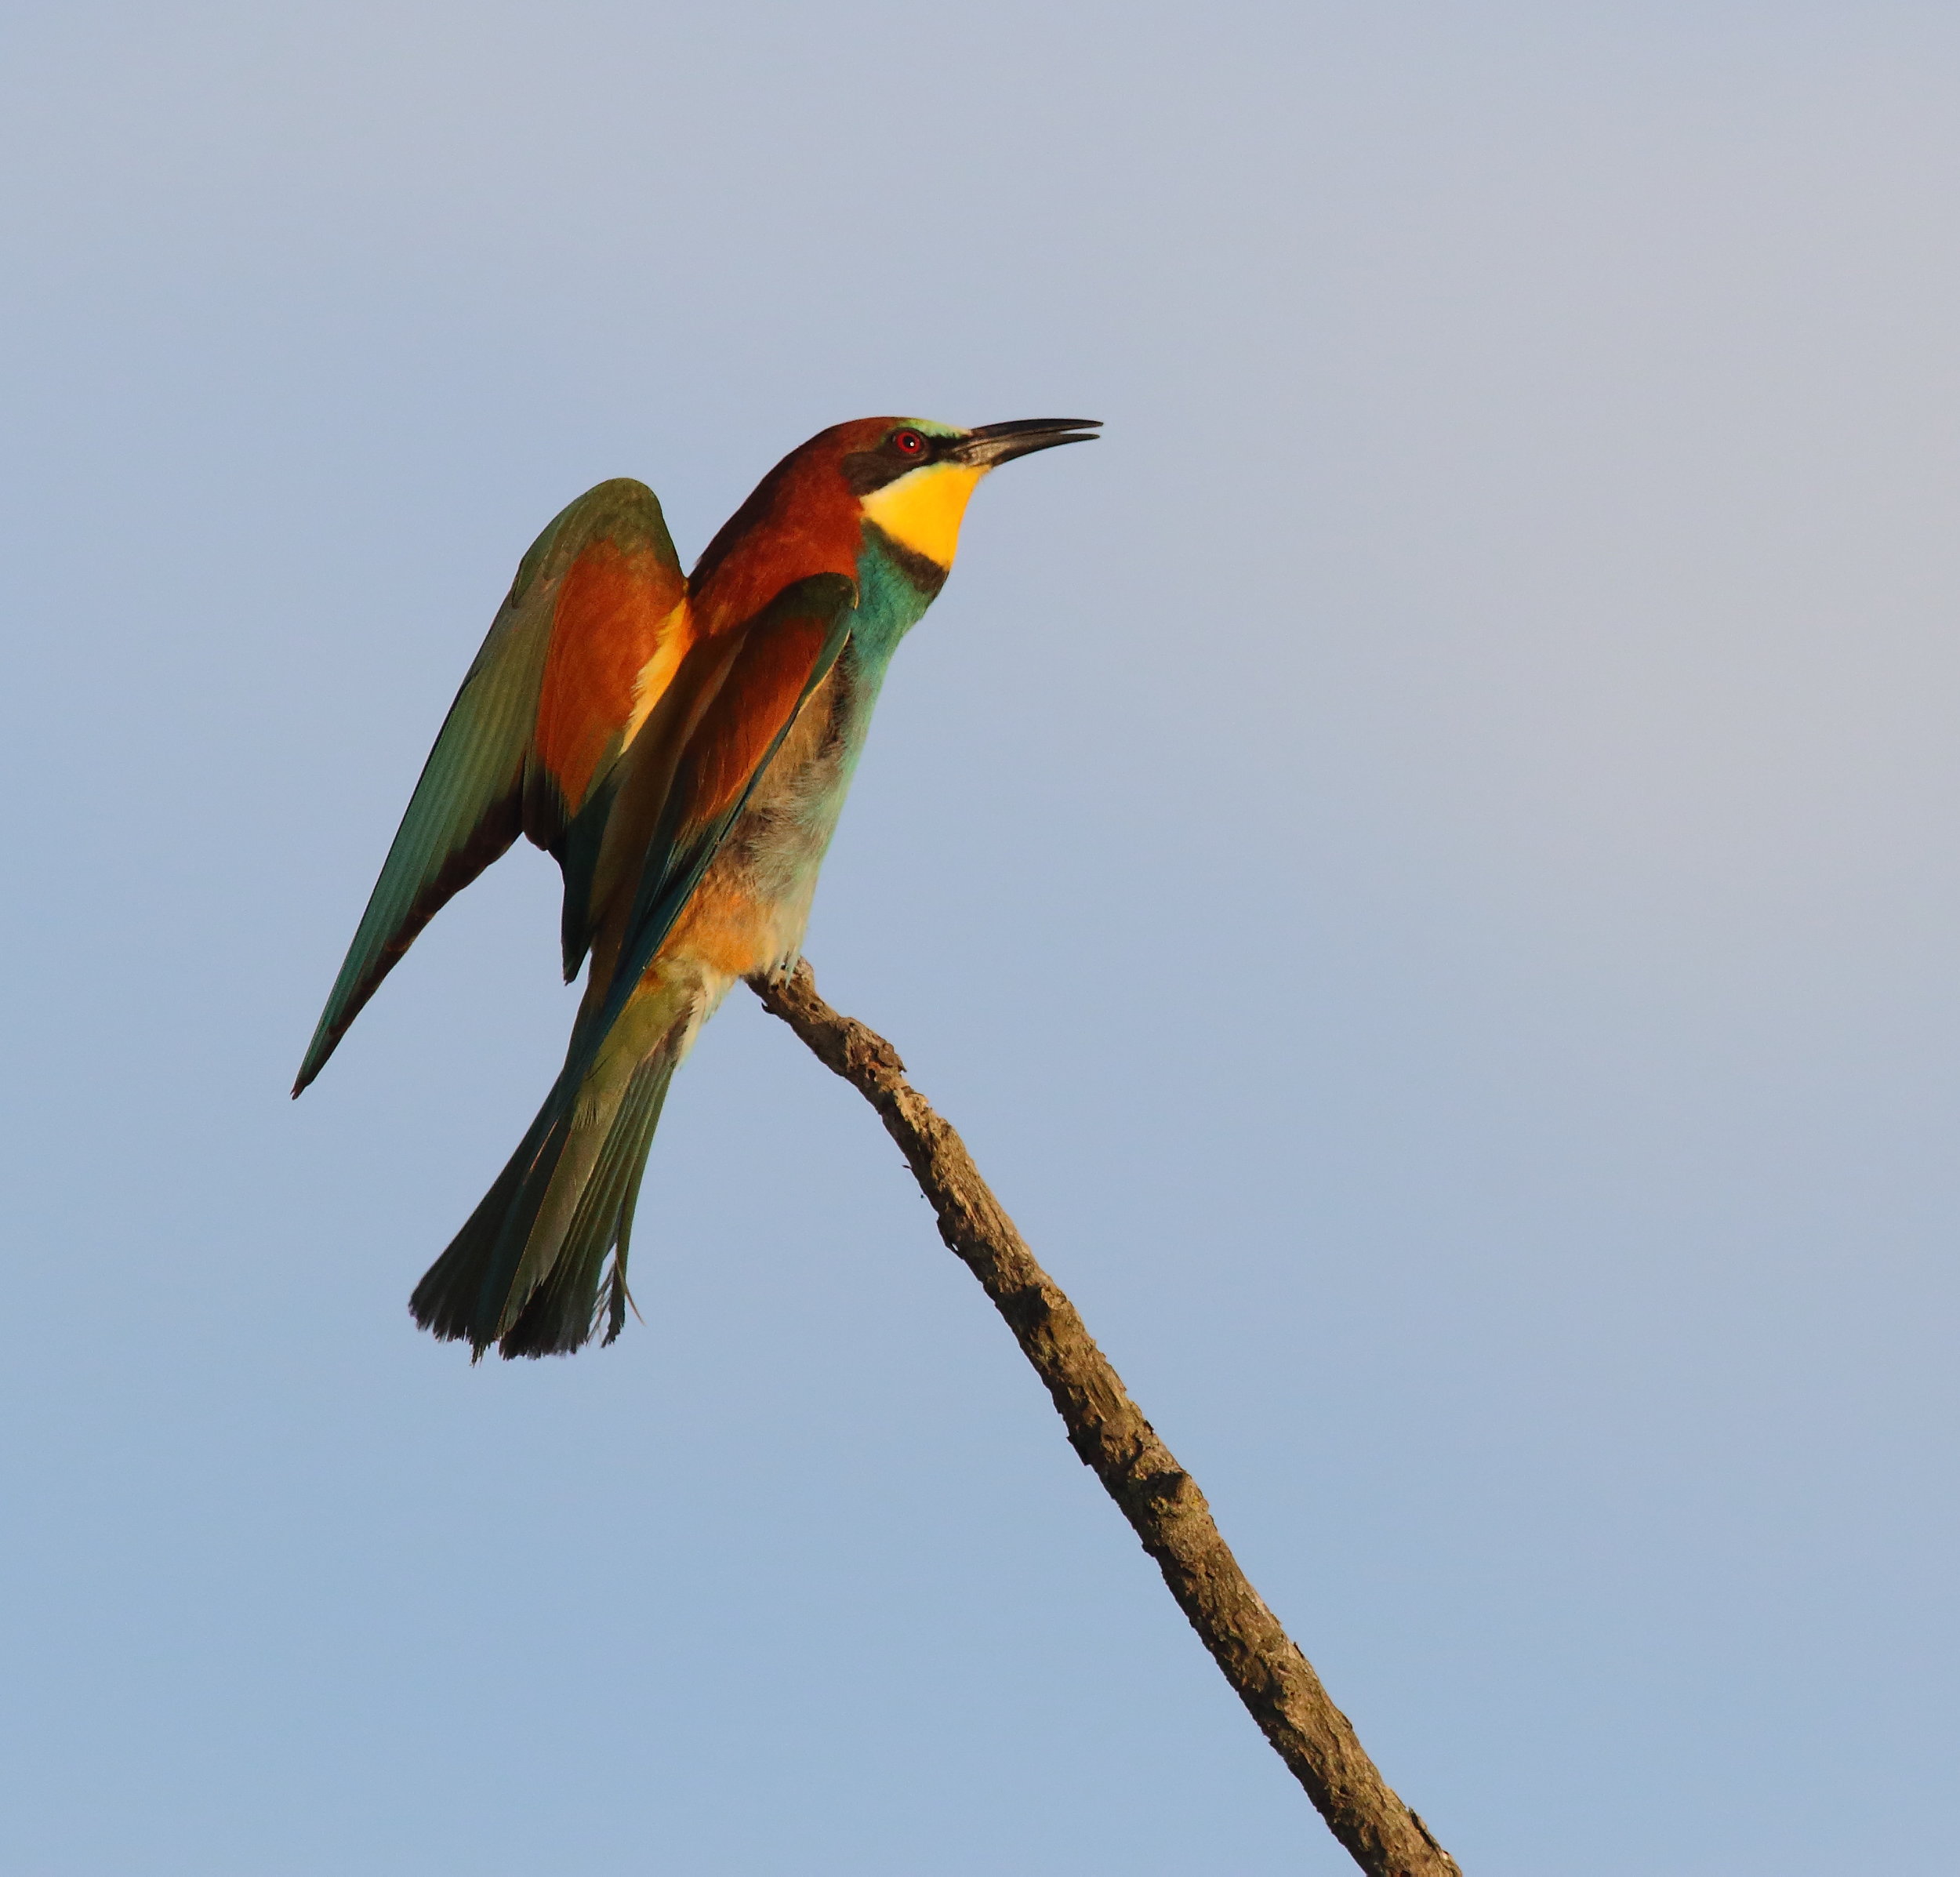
[{"xmin": 297, "ymin": 416, "xmax": 1099, "ymax": 1358}]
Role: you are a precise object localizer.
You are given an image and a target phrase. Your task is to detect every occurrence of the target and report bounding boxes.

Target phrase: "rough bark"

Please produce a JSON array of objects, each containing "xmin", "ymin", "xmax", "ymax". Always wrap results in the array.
[{"xmin": 750, "ymin": 959, "xmax": 1461, "ymax": 1877}]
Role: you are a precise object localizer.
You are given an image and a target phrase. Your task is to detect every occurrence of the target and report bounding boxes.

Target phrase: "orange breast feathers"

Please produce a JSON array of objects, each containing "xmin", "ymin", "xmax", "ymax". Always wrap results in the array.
[{"xmin": 533, "ymin": 539, "xmax": 690, "ymax": 811}]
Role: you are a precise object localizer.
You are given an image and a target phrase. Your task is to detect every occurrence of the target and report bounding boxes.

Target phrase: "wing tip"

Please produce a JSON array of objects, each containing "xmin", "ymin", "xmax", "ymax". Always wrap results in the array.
[{"xmin": 291, "ymin": 1021, "xmax": 342, "ymax": 1099}]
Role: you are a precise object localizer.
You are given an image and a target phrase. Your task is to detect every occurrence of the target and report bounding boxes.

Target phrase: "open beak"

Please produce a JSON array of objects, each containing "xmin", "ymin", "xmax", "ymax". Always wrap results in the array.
[{"xmin": 952, "ymin": 418, "xmax": 1102, "ymax": 470}]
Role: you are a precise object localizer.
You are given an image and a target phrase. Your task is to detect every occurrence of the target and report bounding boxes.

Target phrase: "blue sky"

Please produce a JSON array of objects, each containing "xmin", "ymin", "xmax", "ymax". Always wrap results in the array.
[{"xmin": 4, "ymin": 4, "xmax": 1958, "ymax": 1871}]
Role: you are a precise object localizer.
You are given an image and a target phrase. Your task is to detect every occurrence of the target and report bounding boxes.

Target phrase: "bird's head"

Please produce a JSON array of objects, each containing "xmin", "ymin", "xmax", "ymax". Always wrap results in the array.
[
  {"xmin": 846, "ymin": 417, "xmax": 1101, "ymax": 573},
  {"xmin": 688, "ymin": 416, "xmax": 1099, "ymax": 625}
]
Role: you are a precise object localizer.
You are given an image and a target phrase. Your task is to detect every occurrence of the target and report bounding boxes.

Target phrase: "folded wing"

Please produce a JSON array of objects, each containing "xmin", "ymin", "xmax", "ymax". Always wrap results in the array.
[
  {"xmin": 577, "ymin": 572, "xmax": 860, "ymax": 1057},
  {"xmin": 293, "ymin": 478, "xmax": 688, "ymax": 1095}
]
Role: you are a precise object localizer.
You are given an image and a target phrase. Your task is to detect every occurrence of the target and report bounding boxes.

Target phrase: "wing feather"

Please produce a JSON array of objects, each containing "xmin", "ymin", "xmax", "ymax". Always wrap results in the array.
[
  {"xmin": 574, "ymin": 572, "xmax": 858, "ymax": 1062},
  {"xmin": 294, "ymin": 479, "xmax": 686, "ymax": 1094}
]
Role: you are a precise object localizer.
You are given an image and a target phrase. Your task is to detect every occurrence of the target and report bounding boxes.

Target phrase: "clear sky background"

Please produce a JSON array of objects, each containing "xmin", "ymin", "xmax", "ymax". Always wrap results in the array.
[{"xmin": 3, "ymin": 3, "xmax": 1957, "ymax": 1872}]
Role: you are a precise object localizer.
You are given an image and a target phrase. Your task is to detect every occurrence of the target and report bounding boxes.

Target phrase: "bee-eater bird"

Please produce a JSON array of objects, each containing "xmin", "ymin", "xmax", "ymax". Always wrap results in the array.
[{"xmin": 296, "ymin": 416, "xmax": 1099, "ymax": 1358}]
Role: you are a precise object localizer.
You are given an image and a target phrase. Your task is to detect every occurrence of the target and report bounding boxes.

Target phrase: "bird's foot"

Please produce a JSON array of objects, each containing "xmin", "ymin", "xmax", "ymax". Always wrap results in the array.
[{"xmin": 750, "ymin": 953, "xmax": 804, "ymax": 993}]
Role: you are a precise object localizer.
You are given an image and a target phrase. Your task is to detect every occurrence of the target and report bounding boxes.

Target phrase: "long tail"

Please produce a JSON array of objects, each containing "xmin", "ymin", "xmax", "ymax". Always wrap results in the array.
[{"xmin": 410, "ymin": 1023, "xmax": 684, "ymax": 1360}]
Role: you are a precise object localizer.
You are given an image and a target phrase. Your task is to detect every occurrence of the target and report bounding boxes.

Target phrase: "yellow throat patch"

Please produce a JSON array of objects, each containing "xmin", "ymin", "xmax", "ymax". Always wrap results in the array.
[{"xmin": 859, "ymin": 463, "xmax": 985, "ymax": 570}]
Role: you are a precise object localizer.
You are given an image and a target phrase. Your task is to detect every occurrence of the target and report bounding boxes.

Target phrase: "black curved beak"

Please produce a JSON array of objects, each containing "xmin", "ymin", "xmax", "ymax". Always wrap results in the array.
[{"xmin": 952, "ymin": 418, "xmax": 1102, "ymax": 469}]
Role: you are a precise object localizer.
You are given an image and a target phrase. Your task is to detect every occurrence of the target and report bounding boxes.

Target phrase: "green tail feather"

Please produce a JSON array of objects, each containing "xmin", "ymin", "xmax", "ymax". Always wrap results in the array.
[{"xmin": 409, "ymin": 1049, "xmax": 679, "ymax": 1360}]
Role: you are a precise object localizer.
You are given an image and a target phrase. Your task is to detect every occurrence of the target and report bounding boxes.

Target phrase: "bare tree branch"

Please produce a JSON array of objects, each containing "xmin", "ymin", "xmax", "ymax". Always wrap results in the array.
[{"xmin": 750, "ymin": 959, "xmax": 1462, "ymax": 1877}]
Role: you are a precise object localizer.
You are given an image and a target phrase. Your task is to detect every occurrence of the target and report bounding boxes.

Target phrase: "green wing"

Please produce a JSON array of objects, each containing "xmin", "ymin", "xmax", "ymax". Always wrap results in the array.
[{"xmin": 293, "ymin": 479, "xmax": 685, "ymax": 1095}]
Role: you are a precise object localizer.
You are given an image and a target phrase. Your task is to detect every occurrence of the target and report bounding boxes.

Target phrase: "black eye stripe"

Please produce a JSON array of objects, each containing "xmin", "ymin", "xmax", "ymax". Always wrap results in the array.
[{"xmin": 842, "ymin": 427, "xmax": 943, "ymax": 494}]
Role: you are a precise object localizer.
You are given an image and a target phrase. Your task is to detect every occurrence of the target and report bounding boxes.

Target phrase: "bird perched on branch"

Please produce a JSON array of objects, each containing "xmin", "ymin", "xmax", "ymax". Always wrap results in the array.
[{"xmin": 295, "ymin": 415, "xmax": 1098, "ymax": 1358}]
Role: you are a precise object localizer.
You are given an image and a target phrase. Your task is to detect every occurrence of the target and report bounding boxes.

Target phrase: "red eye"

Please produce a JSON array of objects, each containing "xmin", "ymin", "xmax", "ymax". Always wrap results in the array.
[{"xmin": 891, "ymin": 428, "xmax": 926, "ymax": 456}]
